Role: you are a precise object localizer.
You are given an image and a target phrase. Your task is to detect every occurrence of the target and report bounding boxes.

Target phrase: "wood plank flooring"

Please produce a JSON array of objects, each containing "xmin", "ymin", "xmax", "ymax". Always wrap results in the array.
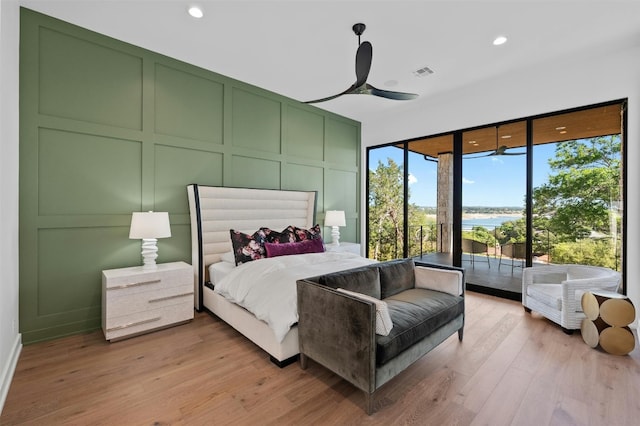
[{"xmin": 2, "ymin": 292, "xmax": 639, "ymax": 425}]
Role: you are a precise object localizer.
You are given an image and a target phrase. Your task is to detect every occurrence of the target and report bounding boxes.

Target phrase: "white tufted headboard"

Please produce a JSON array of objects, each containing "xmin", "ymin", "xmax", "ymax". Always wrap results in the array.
[{"xmin": 187, "ymin": 184, "xmax": 317, "ymax": 309}]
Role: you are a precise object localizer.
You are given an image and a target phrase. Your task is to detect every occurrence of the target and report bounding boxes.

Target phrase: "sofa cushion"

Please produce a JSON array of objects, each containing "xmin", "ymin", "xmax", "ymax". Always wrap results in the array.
[
  {"xmin": 319, "ymin": 266, "xmax": 381, "ymax": 299},
  {"xmin": 379, "ymin": 258, "xmax": 416, "ymax": 299},
  {"xmin": 376, "ymin": 288, "xmax": 464, "ymax": 366}
]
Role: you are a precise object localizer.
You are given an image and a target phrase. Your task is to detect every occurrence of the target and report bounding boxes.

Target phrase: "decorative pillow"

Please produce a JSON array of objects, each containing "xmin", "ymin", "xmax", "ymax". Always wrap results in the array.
[
  {"xmin": 264, "ymin": 237, "xmax": 325, "ymax": 258},
  {"xmin": 229, "ymin": 228, "xmax": 270, "ymax": 265},
  {"xmin": 293, "ymin": 224, "xmax": 322, "ymax": 241},
  {"xmin": 336, "ymin": 288, "xmax": 394, "ymax": 336},
  {"xmin": 266, "ymin": 226, "xmax": 297, "ymax": 244}
]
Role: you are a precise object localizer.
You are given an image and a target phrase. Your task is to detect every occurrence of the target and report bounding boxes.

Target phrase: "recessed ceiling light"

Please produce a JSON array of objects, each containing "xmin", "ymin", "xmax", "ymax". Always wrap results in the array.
[
  {"xmin": 188, "ymin": 6, "xmax": 204, "ymax": 18},
  {"xmin": 501, "ymin": 135, "xmax": 512, "ymax": 139},
  {"xmin": 555, "ymin": 126, "xmax": 566, "ymax": 130},
  {"xmin": 493, "ymin": 36, "xmax": 507, "ymax": 46}
]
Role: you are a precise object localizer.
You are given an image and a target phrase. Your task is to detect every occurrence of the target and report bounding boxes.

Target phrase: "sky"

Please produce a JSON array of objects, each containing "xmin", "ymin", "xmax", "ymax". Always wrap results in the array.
[{"xmin": 369, "ymin": 144, "xmax": 556, "ymax": 207}]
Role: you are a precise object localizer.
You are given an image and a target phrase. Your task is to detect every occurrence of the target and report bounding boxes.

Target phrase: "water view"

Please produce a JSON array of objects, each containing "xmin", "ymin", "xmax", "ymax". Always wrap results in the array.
[{"xmin": 461, "ymin": 215, "xmax": 522, "ymax": 231}]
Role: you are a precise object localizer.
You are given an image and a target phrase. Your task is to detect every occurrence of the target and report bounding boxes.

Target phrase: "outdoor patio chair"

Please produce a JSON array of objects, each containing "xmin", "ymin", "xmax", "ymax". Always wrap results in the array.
[{"xmin": 462, "ymin": 238, "xmax": 490, "ymax": 268}]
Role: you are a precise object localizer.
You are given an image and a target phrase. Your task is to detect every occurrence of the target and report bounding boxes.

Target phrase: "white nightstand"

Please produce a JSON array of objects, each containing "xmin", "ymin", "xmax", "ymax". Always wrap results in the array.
[
  {"xmin": 102, "ymin": 261, "xmax": 193, "ymax": 341},
  {"xmin": 325, "ymin": 242, "xmax": 362, "ymax": 256}
]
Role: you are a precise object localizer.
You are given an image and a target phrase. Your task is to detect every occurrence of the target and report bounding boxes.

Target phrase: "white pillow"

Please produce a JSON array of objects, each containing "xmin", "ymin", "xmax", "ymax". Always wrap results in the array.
[
  {"xmin": 208, "ymin": 261, "xmax": 235, "ymax": 285},
  {"xmin": 336, "ymin": 288, "xmax": 393, "ymax": 336},
  {"xmin": 220, "ymin": 251, "xmax": 236, "ymax": 264}
]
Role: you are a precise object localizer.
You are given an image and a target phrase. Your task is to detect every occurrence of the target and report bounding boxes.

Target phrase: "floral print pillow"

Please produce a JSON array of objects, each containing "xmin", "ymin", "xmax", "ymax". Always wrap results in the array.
[
  {"xmin": 293, "ymin": 224, "xmax": 322, "ymax": 241},
  {"xmin": 230, "ymin": 228, "xmax": 270, "ymax": 265}
]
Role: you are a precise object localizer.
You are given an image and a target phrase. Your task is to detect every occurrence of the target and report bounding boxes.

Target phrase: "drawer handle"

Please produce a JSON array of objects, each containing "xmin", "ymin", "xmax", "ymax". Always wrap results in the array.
[
  {"xmin": 108, "ymin": 279, "xmax": 161, "ymax": 290},
  {"xmin": 148, "ymin": 292, "xmax": 193, "ymax": 303},
  {"xmin": 106, "ymin": 316, "xmax": 161, "ymax": 332}
]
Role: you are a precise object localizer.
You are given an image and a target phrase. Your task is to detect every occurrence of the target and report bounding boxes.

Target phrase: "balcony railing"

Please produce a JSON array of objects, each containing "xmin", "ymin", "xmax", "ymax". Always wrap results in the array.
[{"xmin": 370, "ymin": 223, "xmax": 621, "ymax": 271}]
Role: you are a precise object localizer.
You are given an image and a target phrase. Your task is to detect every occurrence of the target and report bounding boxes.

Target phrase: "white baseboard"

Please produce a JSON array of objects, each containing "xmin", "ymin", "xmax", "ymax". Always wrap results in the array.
[{"xmin": 0, "ymin": 333, "xmax": 22, "ymax": 415}]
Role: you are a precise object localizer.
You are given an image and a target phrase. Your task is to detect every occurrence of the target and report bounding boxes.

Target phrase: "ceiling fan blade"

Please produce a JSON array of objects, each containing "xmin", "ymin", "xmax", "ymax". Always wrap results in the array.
[
  {"xmin": 367, "ymin": 84, "xmax": 418, "ymax": 100},
  {"xmin": 305, "ymin": 84, "xmax": 358, "ymax": 104},
  {"xmin": 465, "ymin": 145, "xmax": 526, "ymax": 159},
  {"xmin": 355, "ymin": 41, "xmax": 372, "ymax": 88},
  {"xmin": 465, "ymin": 152, "xmax": 495, "ymax": 159}
]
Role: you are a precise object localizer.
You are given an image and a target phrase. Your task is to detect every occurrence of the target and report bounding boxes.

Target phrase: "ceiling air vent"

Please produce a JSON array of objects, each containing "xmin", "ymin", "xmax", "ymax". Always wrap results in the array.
[{"xmin": 413, "ymin": 66, "xmax": 434, "ymax": 77}]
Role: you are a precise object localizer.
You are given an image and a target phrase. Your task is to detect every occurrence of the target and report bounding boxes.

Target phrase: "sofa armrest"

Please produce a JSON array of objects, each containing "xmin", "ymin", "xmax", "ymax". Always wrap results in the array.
[
  {"xmin": 296, "ymin": 279, "xmax": 376, "ymax": 393},
  {"xmin": 414, "ymin": 265, "xmax": 464, "ymax": 296}
]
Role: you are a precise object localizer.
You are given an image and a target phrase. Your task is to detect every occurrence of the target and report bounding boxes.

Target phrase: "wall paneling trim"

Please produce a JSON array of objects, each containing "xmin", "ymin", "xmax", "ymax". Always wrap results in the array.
[{"xmin": 19, "ymin": 8, "xmax": 361, "ymax": 343}]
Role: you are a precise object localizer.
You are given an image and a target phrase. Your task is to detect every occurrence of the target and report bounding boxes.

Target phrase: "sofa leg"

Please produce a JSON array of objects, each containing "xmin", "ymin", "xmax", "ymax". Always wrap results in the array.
[
  {"xmin": 524, "ymin": 306, "xmax": 532, "ymax": 313},
  {"xmin": 458, "ymin": 328, "xmax": 464, "ymax": 341},
  {"xmin": 299, "ymin": 353, "xmax": 308, "ymax": 370},
  {"xmin": 365, "ymin": 391, "xmax": 374, "ymax": 415}
]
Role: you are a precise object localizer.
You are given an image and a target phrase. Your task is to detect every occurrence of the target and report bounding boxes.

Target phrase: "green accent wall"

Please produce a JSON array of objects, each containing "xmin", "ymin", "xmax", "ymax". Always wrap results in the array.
[{"xmin": 19, "ymin": 8, "xmax": 361, "ymax": 343}]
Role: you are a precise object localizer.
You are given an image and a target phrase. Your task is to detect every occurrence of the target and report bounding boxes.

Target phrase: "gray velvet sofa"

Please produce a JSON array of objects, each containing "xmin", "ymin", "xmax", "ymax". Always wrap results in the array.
[{"xmin": 296, "ymin": 258, "xmax": 465, "ymax": 414}]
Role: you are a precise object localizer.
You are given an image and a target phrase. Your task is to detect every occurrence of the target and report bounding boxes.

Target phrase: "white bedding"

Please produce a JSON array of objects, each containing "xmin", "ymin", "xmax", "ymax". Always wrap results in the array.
[{"xmin": 213, "ymin": 251, "xmax": 377, "ymax": 342}]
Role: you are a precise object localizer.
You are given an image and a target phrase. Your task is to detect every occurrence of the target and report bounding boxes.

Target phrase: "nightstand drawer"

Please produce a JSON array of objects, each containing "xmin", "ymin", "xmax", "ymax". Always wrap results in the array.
[
  {"xmin": 104, "ymin": 302, "xmax": 193, "ymax": 341},
  {"xmin": 105, "ymin": 283, "xmax": 193, "ymax": 318},
  {"xmin": 103, "ymin": 267, "xmax": 190, "ymax": 296}
]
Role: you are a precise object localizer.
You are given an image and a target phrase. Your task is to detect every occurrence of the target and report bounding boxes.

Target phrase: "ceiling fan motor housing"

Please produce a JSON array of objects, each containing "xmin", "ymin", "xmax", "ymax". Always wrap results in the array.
[{"xmin": 352, "ymin": 23, "xmax": 366, "ymax": 36}]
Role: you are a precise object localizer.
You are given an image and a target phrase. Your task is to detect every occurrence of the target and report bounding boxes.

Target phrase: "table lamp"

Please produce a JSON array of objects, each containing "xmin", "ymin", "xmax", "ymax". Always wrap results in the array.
[
  {"xmin": 325, "ymin": 210, "xmax": 346, "ymax": 246},
  {"xmin": 129, "ymin": 211, "xmax": 171, "ymax": 269}
]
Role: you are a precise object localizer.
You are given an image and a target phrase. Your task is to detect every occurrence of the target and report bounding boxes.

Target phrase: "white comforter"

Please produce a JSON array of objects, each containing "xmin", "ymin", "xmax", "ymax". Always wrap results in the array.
[{"xmin": 213, "ymin": 251, "xmax": 377, "ymax": 342}]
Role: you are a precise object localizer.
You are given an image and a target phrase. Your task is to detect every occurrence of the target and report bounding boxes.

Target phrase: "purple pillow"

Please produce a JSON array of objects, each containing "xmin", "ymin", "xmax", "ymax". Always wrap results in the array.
[{"xmin": 265, "ymin": 237, "xmax": 325, "ymax": 258}]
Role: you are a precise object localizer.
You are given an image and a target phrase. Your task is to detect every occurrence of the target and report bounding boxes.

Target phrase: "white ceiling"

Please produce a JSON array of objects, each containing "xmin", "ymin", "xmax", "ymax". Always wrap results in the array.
[{"xmin": 19, "ymin": 0, "xmax": 640, "ymax": 128}]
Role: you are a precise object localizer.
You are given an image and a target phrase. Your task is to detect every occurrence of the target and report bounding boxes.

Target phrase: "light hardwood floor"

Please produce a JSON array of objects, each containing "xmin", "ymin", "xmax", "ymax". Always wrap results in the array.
[{"xmin": 2, "ymin": 292, "xmax": 639, "ymax": 425}]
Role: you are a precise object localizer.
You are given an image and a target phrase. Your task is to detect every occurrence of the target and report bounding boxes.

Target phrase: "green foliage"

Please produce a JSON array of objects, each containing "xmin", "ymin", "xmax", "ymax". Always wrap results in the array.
[
  {"xmin": 462, "ymin": 226, "xmax": 496, "ymax": 247},
  {"xmin": 368, "ymin": 158, "xmax": 436, "ymax": 260},
  {"xmin": 368, "ymin": 159, "xmax": 404, "ymax": 260},
  {"xmin": 495, "ymin": 218, "xmax": 526, "ymax": 244},
  {"xmin": 550, "ymin": 239, "xmax": 620, "ymax": 270},
  {"xmin": 532, "ymin": 136, "xmax": 620, "ymax": 242}
]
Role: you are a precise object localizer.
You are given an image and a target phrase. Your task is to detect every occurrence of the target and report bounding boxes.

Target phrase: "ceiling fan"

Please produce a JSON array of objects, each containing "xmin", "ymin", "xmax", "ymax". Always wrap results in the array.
[
  {"xmin": 465, "ymin": 126, "xmax": 526, "ymax": 159},
  {"xmin": 305, "ymin": 23, "xmax": 419, "ymax": 104}
]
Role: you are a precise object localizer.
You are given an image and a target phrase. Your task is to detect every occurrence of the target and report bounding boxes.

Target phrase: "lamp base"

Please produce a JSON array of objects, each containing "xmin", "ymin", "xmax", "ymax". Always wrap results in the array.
[
  {"xmin": 331, "ymin": 226, "xmax": 340, "ymax": 246},
  {"xmin": 140, "ymin": 238, "xmax": 159, "ymax": 269}
]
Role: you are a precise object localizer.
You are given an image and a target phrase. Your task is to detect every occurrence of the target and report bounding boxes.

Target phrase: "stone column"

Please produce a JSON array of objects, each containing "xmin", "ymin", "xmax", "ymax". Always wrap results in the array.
[{"xmin": 437, "ymin": 153, "xmax": 453, "ymax": 253}]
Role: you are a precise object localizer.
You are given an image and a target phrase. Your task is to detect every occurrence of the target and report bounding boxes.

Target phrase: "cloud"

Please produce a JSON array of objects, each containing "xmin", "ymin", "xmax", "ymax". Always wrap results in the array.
[
  {"xmin": 463, "ymin": 177, "xmax": 474, "ymax": 184},
  {"xmin": 408, "ymin": 173, "xmax": 418, "ymax": 185}
]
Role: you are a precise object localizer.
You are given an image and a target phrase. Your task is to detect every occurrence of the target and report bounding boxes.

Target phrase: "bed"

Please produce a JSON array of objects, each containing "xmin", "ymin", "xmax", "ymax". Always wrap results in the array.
[{"xmin": 187, "ymin": 184, "xmax": 375, "ymax": 366}]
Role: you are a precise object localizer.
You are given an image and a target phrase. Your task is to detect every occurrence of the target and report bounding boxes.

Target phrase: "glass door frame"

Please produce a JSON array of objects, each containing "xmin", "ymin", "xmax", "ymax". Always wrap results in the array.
[{"xmin": 366, "ymin": 98, "xmax": 628, "ymax": 295}]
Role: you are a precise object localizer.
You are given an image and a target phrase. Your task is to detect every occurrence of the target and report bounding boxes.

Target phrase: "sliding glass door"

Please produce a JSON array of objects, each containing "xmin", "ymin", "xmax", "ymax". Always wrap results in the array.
[{"xmin": 366, "ymin": 100, "xmax": 625, "ymax": 298}]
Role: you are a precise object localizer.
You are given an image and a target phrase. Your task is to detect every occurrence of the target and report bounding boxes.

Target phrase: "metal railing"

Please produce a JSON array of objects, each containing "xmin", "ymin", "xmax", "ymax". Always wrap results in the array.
[{"xmin": 370, "ymin": 222, "xmax": 621, "ymax": 271}]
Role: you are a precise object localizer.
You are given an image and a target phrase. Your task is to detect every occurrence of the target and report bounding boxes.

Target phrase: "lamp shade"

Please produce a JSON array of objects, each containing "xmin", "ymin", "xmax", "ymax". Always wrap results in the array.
[
  {"xmin": 325, "ymin": 210, "xmax": 346, "ymax": 227},
  {"xmin": 129, "ymin": 211, "xmax": 171, "ymax": 239}
]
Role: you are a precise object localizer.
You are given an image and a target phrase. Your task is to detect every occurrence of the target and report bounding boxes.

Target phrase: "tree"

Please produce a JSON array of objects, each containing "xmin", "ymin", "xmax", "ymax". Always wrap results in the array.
[
  {"xmin": 369, "ymin": 159, "xmax": 404, "ymax": 260},
  {"xmin": 368, "ymin": 158, "xmax": 433, "ymax": 260},
  {"xmin": 532, "ymin": 135, "xmax": 621, "ymax": 268},
  {"xmin": 532, "ymin": 136, "xmax": 620, "ymax": 242}
]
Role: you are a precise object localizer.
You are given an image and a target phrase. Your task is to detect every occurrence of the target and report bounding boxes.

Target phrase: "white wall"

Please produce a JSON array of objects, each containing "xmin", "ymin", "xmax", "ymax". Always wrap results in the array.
[
  {"xmin": 362, "ymin": 41, "xmax": 640, "ymax": 327},
  {"xmin": 0, "ymin": 0, "xmax": 22, "ymax": 414}
]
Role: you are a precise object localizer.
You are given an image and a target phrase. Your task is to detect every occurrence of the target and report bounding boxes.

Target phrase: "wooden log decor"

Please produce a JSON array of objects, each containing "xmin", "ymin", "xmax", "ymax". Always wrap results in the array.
[{"xmin": 581, "ymin": 290, "xmax": 636, "ymax": 355}]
